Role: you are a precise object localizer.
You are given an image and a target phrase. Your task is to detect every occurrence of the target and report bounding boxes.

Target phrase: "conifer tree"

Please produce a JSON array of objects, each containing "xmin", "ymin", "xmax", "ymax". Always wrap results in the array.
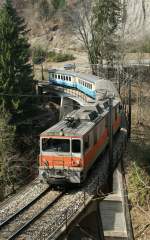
[
  {"xmin": 0, "ymin": 110, "xmax": 16, "ymax": 199},
  {"xmin": 0, "ymin": 0, "xmax": 33, "ymax": 116}
]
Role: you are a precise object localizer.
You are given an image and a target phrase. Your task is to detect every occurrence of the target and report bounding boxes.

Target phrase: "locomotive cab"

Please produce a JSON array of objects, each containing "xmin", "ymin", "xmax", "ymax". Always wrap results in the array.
[{"xmin": 39, "ymin": 136, "xmax": 84, "ymax": 184}]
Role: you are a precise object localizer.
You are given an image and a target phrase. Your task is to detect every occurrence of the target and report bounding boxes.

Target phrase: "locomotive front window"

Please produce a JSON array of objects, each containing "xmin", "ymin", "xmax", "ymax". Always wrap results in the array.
[
  {"xmin": 72, "ymin": 140, "xmax": 81, "ymax": 153},
  {"xmin": 42, "ymin": 138, "xmax": 70, "ymax": 153}
]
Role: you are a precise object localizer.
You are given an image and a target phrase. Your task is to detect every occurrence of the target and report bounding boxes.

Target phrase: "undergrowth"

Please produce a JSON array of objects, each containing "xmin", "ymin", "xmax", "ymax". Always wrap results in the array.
[
  {"xmin": 127, "ymin": 133, "xmax": 150, "ymax": 209},
  {"xmin": 47, "ymin": 51, "xmax": 75, "ymax": 62},
  {"xmin": 129, "ymin": 38, "xmax": 150, "ymax": 53}
]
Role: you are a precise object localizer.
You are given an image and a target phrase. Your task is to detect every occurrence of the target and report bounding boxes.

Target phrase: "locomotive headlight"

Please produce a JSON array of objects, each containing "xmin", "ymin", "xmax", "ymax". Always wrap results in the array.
[{"xmin": 73, "ymin": 159, "xmax": 80, "ymax": 166}]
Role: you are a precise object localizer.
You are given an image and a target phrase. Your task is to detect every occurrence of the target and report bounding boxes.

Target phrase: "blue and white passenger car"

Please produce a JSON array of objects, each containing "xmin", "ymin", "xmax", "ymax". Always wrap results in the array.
[{"xmin": 48, "ymin": 69, "xmax": 97, "ymax": 99}]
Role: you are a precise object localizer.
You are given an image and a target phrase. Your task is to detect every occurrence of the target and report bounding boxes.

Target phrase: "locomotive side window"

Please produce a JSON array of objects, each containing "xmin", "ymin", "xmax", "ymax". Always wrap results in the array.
[
  {"xmin": 63, "ymin": 76, "xmax": 66, "ymax": 80},
  {"xmin": 115, "ymin": 108, "xmax": 117, "ymax": 120},
  {"xmin": 84, "ymin": 135, "xmax": 89, "ymax": 153},
  {"xmin": 66, "ymin": 76, "xmax": 68, "ymax": 81},
  {"xmin": 72, "ymin": 140, "xmax": 81, "ymax": 153},
  {"xmin": 42, "ymin": 138, "xmax": 70, "ymax": 153},
  {"xmin": 69, "ymin": 76, "xmax": 71, "ymax": 81},
  {"xmin": 52, "ymin": 73, "xmax": 54, "ymax": 78},
  {"xmin": 55, "ymin": 74, "xmax": 57, "ymax": 79},
  {"xmin": 105, "ymin": 115, "xmax": 108, "ymax": 128},
  {"xmin": 58, "ymin": 75, "xmax": 60, "ymax": 79},
  {"xmin": 94, "ymin": 128, "xmax": 97, "ymax": 145}
]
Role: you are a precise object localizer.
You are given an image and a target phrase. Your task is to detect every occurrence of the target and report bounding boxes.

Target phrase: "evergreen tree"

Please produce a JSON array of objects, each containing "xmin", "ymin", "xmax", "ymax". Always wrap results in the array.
[
  {"xmin": 0, "ymin": 0, "xmax": 34, "ymax": 116},
  {"xmin": 0, "ymin": 110, "xmax": 16, "ymax": 199}
]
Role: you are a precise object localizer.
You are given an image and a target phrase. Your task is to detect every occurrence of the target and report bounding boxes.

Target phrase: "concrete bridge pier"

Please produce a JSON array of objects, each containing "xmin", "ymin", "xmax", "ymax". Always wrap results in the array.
[{"xmin": 59, "ymin": 95, "xmax": 64, "ymax": 120}]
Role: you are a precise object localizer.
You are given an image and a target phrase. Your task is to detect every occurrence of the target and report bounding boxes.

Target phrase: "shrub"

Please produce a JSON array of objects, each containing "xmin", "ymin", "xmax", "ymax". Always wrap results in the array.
[
  {"xmin": 38, "ymin": 0, "xmax": 50, "ymax": 20},
  {"xmin": 48, "ymin": 51, "xmax": 75, "ymax": 62},
  {"xmin": 129, "ymin": 39, "xmax": 150, "ymax": 53},
  {"xmin": 32, "ymin": 46, "xmax": 46, "ymax": 64},
  {"xmin": 51, "ymin": 0, "xmax": 66, "ymax": 10}
]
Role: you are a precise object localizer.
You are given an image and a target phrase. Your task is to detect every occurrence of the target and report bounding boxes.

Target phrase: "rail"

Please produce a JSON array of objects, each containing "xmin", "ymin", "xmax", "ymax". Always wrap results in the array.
[
  {"xmin": 0, "ymin": 186, "xmax": 50, "ymax": 229},
  {"xmin": 7, "ymin": 192, "xmax": 64, "ymax": 240}
]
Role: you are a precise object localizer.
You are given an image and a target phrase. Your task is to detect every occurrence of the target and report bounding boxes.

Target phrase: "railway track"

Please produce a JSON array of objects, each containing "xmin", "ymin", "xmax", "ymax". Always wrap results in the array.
[
  {"xmin": 0, "ymin": 188, "xmax": 63, "ymax": 240},
  {"xmin": 0, "ymin": 178, "xmax": 50, "ymax": 223}
]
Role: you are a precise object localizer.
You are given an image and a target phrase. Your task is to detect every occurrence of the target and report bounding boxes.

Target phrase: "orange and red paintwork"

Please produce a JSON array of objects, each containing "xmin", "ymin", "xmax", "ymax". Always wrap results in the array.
[{"xmin": 39, "ymin": 116, "xmax": 121, "ymax": 170}]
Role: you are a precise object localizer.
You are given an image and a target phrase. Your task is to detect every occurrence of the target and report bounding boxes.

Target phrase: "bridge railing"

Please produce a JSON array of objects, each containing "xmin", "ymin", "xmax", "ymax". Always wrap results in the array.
[{"xmin": 49, "ymin": 85, "xmax": 92, "ymax": 103}]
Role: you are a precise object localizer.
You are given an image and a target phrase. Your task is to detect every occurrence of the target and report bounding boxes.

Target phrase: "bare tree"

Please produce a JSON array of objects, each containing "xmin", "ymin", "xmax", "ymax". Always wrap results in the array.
[{"xmin": 67, "ymin": 0, "xmax": 122, "ymax": 74}]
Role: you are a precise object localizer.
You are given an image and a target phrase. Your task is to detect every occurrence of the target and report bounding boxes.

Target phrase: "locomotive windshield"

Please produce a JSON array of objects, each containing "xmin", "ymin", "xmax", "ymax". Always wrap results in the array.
[
  {"xmin": 72, "ymin": 140, "xmax": 81, "ymax": 153},
  {"xmin": 42, "ymin": 138, "xmax": 70, "ymax": 153}
]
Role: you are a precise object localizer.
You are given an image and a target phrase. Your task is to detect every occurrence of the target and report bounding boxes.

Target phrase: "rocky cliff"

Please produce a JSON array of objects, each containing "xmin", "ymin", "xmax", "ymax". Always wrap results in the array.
[{"xmin": 125, "ymin": 0, "xmax": 150, "ymax": 40}]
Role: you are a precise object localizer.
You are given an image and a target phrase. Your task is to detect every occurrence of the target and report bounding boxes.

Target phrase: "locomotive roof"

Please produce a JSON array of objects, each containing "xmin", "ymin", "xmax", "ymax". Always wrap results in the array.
[
  {"xmin": 40, "ymin": 99, "xmax": 120, "ymax": 138},
  {"xmin": 48, "ymin": 69, "xmax": 100, "ymax": 84}
]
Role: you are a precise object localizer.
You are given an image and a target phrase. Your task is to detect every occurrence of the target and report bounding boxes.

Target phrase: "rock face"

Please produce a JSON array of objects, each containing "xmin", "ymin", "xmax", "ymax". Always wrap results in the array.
[{"xmin": 125, "ymin": 0, "xmax": 150, "ymax": 40}]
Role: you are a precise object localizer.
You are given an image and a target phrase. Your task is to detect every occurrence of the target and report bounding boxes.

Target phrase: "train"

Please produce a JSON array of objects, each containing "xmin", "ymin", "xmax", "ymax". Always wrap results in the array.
[
  {"xmin": 48, "ymin": 69, "xmax": 97, "ymax": 99},
  {"xmin": 39, "ymin": 98, "xmax": 121, "ymax": 184}
]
